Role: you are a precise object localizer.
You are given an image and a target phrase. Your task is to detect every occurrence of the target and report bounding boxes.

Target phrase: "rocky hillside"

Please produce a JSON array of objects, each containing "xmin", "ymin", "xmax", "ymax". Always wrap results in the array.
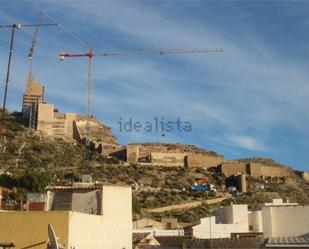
[
  {"xmin": 75, "ymin": 114, "xmax": 118, "ymax": 145},
  {"xmin": 0, "ymin": 110, "xmax": 308, "ymax": 222},
  {"xmin": 0, "ymin": 111, "xmax": 118, "ymax": 169},
  {"xmin": 128, "ymin": 142, "xmax": 222, "ymax": 157}
]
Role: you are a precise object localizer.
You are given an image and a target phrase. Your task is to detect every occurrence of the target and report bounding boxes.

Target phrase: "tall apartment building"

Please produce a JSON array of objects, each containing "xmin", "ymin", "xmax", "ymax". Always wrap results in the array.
[{"xmin": 22, "ymin": 75, "xmax": 45, "ymax": 128}]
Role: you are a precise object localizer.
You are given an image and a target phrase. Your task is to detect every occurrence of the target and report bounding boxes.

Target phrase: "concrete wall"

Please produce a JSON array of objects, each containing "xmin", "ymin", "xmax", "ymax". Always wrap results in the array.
[
  {"xmin": 37, "ymin": 102, "xmax": 54, "ymax": 136},
  {"xmin": 248, "ymin": 211, "xmax": 263, "ymax": 232},
  {"xmin": 218, "ymin": 162, "xmax": 247, "ymax": 176},
  {"xmin": 101, "ymin": 185, "xmax": 132, "ymax": 249},
  {"xmin": 219, "ymin": 162, "xmax": 291, "ymax": 179},
  {"xmin": 46, "ymin": 188, "xmax": 102, "ymax": 215},
  {"xmin": 248, "ymin": 163, "xmax": 290, "ymax": 178},
  {"xmin": 71, "ymin": 189, "xmax": 102, "ymax": 215},
  {"xmin": 235, "ymin": 174, "xmax": 247, "ymax": 192},
  {"xmin": 192, "ymin": 216, "xmax": 240, "ymax": 239},
  {"xmin": 133, "ymin": 218, "xmax": 179, "ymax": 230},
  {"xmin": 216, "ymin": 205, "xmax": 249, "ymax": 233},
  {"xmin": 150, "ymin": 152, "xmax": 186, "ymax": 167},
  {"xmin": 262, "ymin": 205, "xmax": 309, "ymax": 238},
  {"xmin": 0, "ymin": 186, "xmax": 132, "ymax": 249},
  {"xmin": 65, "ymin": 113, "xmax": 76, "ymax": 139},
  {"xmin": 133, "ymin": 218, "xmax": 162, "ymax": 229},
  {"xmin": 126, "ymin": 144, "xmax": 223, "ymax": 168},
  {"xmin": 68, "ymin": 186, "xmax": 132, "ymax": 249},
  {"xmin": 186, "ymin": 153, "xmax": 224, "ymax": 168},
  {"xmin": 0, "ymin": 211, "xmax": 69, "ymax": 249},
  {"xmin": 193, "ymin": 205, "xmax": 250, "ymax": 239},
  {"xmin": 126, "ymin": 144, "xmax": 140, "ymax": 163},
  {"xmin": 37, "ymin": 104, "xmax": 80, "ymax": 140},
  {"xmin": 264, "ymin": 198, "xmax": 298, "ymax": 206}
]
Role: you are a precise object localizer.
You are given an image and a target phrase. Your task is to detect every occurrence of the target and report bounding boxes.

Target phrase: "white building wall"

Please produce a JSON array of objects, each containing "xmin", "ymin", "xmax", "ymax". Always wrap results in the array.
[
  {"xmin": 216, "ymin": 205, "xmax": 249, "ymax": 233},
  {"xmin": 262, "ymin": 205, "xmax": 309, "ymax": 238},
  {"xmin": 192, "ymin": 217, "xmax": 240, "ymax": 239},
  {"xmin": 133, "ymin": 229, "xmax": 184, "ymax": 237},
  {"xmin": 68, "ymin": 186, "xmax": 132, "ymax": 249},
  {"xmin": 248, "ymin": 210, "xmax": 263, "ymax": 232},
  {"xmin": 264, "ymin": 199, "xmax": 298, "ymax": 206}
]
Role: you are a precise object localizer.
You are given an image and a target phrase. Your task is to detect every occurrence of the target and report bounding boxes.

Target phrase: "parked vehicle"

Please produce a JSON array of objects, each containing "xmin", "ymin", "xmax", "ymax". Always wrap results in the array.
[
  {"xmin": 227, "ymin": 186, "xmax": 237, "ymax": 192},
  {"xmin": 190, "ymin": 184, "xmax": 217, "ymax": 192}
]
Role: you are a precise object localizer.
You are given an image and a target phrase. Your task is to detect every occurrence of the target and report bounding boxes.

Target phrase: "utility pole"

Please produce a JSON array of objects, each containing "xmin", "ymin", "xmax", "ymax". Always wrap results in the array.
[
  {"xmin": 209, "ymin": 216, "xmax": 212, "ymax": 249},
  {"xmin": 0, "ymin": 24, "xmax": 17, "ymax": 138},
  {"xmin": 0, "ymin": 22, "xmax": 57, "ymax": 139}
]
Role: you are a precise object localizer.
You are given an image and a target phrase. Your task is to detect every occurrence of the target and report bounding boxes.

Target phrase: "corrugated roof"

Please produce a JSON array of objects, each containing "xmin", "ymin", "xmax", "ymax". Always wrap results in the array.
[
  {"xmin": 154, "ymin": 236, "xmax": 189, "ymax": 247},
  {"xmin": 133, "ymin": 233, "xmax": 151, "ymax": 249},
  {"xmin": 267, "ymin": 235, "xmax": 309, "ymax": 246},
  {"xmin": 45, "ymin": 184, "xmax": 102, "ymax": 190}
]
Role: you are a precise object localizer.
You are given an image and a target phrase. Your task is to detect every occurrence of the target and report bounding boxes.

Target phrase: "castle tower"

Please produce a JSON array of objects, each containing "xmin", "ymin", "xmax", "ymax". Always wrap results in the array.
[{"xmin": 22, "ymin": 75, "xmax": 45, "ymax": 128}]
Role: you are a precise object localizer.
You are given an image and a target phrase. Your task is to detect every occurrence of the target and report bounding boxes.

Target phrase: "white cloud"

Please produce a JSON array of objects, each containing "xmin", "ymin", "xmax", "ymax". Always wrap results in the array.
[
  {"xmin": 227, "ymin": 134, "xmax": 266, "ymax": 151},
  {"xmin": 2, "ymin": 1, "xmax": 309, "ymax": 168}
]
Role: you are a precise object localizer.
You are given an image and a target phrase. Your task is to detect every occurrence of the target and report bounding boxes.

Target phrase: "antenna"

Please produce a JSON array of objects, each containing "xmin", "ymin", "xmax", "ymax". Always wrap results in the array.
[
  {"xmin": 0, "ymin": 22, "xmax": 57, "ymax": 140},
  {"xmin": 47, "ymin": 224, "xmax": 59, "ymax": 249}
]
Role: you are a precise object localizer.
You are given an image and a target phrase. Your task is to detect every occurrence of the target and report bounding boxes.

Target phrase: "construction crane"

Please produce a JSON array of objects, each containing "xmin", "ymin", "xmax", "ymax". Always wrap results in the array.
[
  {"xmin": 0, "ymin": 22, "xmax": 57, "ymax": 141},
  {"xmin": 27, "ymin": 12, "xmax": 48, "ymax": 130},
  {"xmin": 28, "ymin": 11, "xmax": 43, "ymax": 76},
  {"xmin": 59, "ymin": 46, "xmax": 223, "ymax": 166}
]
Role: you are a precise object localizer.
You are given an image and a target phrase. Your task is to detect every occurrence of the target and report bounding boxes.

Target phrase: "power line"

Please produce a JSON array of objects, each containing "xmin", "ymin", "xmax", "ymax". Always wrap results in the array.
[
  {"xmin": 0, "ymin": 22, "xmax": 57, "ymax": 138},
  {"xmin": 0, "ymin": 36, "xmax": 9, "ymax": 44},
  {"xmin": 27, "ymin": 0, "xmax": 88, "ymax": 48},
  {"xmin": 0, "ymin": 20, "xmax": 38, "ymax": 48},
  {"xmin": 0, "ymin": 10, "xmax": 45, "ymax": 46}
]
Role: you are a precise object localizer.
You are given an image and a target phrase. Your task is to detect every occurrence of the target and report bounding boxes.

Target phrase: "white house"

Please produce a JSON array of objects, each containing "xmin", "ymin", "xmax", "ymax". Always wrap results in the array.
[
  {"xmin": 262, "ymin": 204, "xmax": 309, "ymax": 238},
  {"xmin": 191, "ymin": 204, "xmax": 250, "ymax": 239}
]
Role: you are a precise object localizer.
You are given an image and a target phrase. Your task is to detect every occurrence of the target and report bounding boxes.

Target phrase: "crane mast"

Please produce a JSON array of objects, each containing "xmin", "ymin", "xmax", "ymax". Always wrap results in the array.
[
  {"xmin": 28, "ymin": 11, "xmax": 42, "ymax": 76},
  {"xmin": 0, "ymin": 22, "xmax": 57, "ymax": 142},
  {"xmin": 59, "ymin": 46, "xmax": 223, "ymax": 166}
]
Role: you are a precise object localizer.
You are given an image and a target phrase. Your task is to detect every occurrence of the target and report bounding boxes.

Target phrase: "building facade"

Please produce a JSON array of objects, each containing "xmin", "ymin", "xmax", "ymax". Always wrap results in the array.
[
  {"xmin": 262, "ymin": 205, "xmax": 309, "ymax": 238},
  {"xmin": 22, "ymin": 75, "xmax": 45, "ymax": 128},
  {"xmin": 0, "ymin": 185, "xmax": 132, "ymax": 249}
]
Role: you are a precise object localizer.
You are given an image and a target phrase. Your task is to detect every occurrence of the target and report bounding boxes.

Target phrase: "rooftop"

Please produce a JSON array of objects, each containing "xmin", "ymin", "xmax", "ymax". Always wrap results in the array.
[{"xmin": 266, "ymin": 235, "xmax": 309, "ymax": 247}]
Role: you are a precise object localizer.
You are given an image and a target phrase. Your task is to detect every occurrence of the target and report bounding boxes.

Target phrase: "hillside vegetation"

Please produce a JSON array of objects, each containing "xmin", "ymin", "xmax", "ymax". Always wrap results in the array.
[{"xmin": 0, "ymin": 111, "xmax": 309, "ymax": 222}]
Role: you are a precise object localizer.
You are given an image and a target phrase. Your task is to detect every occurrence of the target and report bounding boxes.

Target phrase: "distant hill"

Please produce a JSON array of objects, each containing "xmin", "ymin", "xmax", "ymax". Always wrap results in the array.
[
  {"xmin": 128, "ymin": 142, "xmax": 222, "ymax": 157},
  {"xmin": 0, "ymin": 110, "xmax": 308, "ymax": 222},
  {"xmin": 0, "ymin": 111, "xmax": 118, "ymax": 169}
]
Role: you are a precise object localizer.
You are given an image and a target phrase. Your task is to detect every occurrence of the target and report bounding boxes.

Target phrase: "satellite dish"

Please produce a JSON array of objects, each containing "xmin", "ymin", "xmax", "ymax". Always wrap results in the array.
[{"xmin": 48, "ymin": 224, "xmax": 59, "ymax": 249}]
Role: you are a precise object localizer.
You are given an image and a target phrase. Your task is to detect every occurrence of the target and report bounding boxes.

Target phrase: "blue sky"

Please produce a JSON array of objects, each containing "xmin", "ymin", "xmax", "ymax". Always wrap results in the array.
[{"xmin": 1, "ymin": 1, "xmax": 309, "ymax": 171}]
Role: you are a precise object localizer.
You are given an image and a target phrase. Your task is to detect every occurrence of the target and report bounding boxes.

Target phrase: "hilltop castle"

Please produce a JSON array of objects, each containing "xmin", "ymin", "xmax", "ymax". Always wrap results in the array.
[
  {"xmin": 21, "ymin": 75, "xmax": 119, "ymax": 155},
  {"xmin": 20, "ymin": 75, "xmax": 293, "ymax": 180}
]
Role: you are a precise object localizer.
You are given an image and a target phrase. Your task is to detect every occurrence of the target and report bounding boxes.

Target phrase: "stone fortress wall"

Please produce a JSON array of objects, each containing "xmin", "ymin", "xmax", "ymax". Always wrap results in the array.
[
  {"xmin": 125, "ymin": 143, "xmax": 224, "ymax": 168},
  {"xmin": 98, "ymin": 141, "xmax": 292, "ymax": 180},
  {"xmin": 218, "ymin": 160, "xmax": 292, "ymax": 179},
  {"xmin": 218, "ymin": 161, "xmax": 247, "ymax": 176},
  {"xmin": 22, "ymin": 75, "xmax": 293, "ymax": 180}
]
